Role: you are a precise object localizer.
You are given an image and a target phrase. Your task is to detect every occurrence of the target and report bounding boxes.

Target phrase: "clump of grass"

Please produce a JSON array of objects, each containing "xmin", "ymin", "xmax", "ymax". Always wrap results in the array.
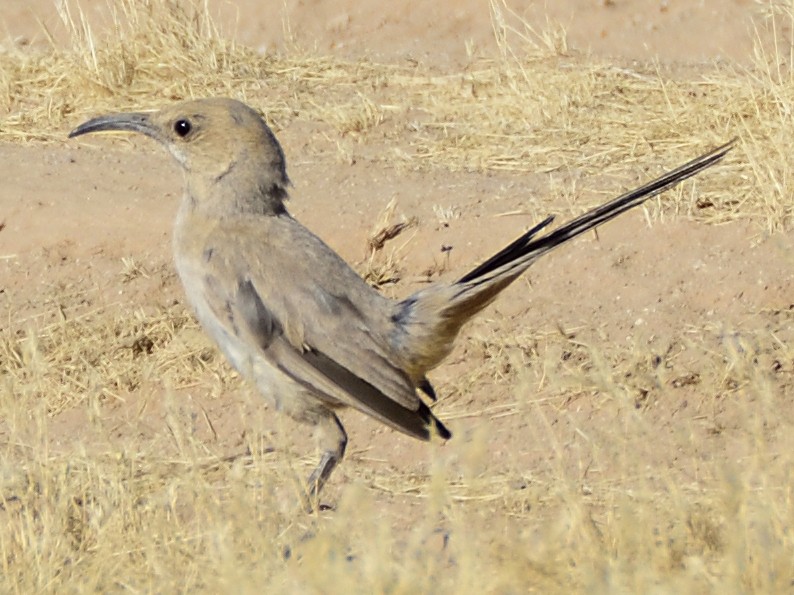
[
  {"xmin": 1, "ymin": 299, "xmax": 236, "ymax": 416},
  {"xmin": 359, "ymin": 198, "xmax": 417, "ymax": 288}
]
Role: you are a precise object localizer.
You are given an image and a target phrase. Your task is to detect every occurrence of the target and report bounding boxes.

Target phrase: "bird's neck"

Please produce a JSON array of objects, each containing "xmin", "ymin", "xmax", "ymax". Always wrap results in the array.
[{"xmin": 183, "ymin": 168, "xmax": 288, "ymax": 219}]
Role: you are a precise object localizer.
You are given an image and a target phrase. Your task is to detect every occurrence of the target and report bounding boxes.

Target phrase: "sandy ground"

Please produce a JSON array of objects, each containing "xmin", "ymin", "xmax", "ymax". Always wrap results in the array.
[
  {"xmin": 2, "ymin": 0, "xmax": 792, "ymax": 557},
  {"xmin": 3, "ymin": 0, "xmax": 765, "ymax": 65}
]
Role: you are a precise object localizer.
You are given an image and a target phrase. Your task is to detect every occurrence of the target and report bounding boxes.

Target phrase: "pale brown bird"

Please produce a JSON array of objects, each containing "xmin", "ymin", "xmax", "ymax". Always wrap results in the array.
[{"xmin": 69, "ymin": 98, "xmax": 733, "ymax": 509}]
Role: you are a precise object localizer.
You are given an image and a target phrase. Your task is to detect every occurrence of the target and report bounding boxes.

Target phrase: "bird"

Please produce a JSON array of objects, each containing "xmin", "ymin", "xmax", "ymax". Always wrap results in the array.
[{"xmin": 69, "ymin": 98, "xmax": 734, "ymax": 510}]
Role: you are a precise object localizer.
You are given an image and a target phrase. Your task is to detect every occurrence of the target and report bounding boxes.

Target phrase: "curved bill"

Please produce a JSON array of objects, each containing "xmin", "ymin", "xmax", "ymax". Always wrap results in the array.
[{"xmin": 68, "ymin": 112, "xmax": 160, "ymax": 140}]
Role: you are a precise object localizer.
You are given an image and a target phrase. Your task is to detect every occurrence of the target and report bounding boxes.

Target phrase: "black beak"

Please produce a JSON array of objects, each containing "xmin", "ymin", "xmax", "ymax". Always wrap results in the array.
[{"xmin": 68, "ymin": 112, "xmax": 161, "ymax": 140}]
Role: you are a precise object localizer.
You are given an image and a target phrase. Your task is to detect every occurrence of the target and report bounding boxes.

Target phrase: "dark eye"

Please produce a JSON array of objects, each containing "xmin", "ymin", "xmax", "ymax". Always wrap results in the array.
[{"xmin": 174, "ymin": 119, "xmax": 192, "ymax": 137}]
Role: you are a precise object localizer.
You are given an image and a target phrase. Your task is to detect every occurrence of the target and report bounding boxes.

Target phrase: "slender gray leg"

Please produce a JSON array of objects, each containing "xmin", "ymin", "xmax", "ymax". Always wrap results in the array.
[{"xmin": 303, "ymin": 413, "xmax": 347, "ymax": 512}]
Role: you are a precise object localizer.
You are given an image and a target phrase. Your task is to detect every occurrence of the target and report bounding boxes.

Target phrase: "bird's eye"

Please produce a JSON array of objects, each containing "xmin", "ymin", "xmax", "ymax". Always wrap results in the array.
[{"xmin": 174, "ymin": 119, "xmax": 192, "ymax": 137}]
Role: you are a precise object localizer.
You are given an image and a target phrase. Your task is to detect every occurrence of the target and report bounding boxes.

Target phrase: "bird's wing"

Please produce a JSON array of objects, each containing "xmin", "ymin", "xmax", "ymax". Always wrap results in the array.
[{"xmin": 200, "ymin": 216, "xmax": 450, "ymax": 441}]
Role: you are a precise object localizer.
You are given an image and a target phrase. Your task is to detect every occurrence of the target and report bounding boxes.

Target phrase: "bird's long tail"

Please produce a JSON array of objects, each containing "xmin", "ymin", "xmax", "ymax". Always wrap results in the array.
[
  {"xmin": 444, "ymin": 138, "xmax": 736, "ymax": 322},
  {"xmin": 393, "ymin": 138, "xmax": 735, "ymax": 378}
]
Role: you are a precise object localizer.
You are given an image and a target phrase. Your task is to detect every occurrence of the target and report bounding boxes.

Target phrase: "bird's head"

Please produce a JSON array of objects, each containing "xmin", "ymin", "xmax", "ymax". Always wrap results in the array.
[{"xmin": 69, "ymin": 98, "xmax": 290, "ymax": 215}]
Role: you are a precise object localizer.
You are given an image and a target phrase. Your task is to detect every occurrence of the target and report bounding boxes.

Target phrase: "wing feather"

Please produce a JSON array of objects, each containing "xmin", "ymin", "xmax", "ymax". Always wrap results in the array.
[{"xmin": 199, "ymin": 217, "xmax": 450, "ymax": 440}]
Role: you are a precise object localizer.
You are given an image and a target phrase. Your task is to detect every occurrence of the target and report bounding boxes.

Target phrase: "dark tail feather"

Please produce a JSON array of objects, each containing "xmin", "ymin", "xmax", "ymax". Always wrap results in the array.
[
  {"xmin": 457, "ymin": 215, "xmax": 555, "ymax": 284},
  {"xmin": 422, "ymin": 403, "xmax": 452, "ymax": 440},
  {"xmin": 418, "ymin": 377, "xmax": 438, "ymax": 401},
  {"xmin": 456, "ymin": 138, "xmax": 736, "ymax": 287}
]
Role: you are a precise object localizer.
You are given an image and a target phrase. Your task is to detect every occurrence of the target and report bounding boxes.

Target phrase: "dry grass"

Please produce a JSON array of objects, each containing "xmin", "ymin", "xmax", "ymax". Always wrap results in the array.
[
  {"xmin": 0, "ymin": 1, "xmax": 791, "ymax": 230},
  {"xmin": 2, "ymin": 0, "xmax": 794, "ymax": 592},
  {"xmin": 4, "ymin": 279, "xmax": 794, "ymax": 592},
  {"xmin": 359, "ymin": 198, "xmax": 417, "ymax": 288}
]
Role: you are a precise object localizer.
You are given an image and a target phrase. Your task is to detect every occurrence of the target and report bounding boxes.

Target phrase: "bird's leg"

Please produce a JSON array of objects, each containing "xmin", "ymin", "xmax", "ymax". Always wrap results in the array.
[{"xmin": 303, "ymin": 413, "xmax": 347, "ymax": 512}]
